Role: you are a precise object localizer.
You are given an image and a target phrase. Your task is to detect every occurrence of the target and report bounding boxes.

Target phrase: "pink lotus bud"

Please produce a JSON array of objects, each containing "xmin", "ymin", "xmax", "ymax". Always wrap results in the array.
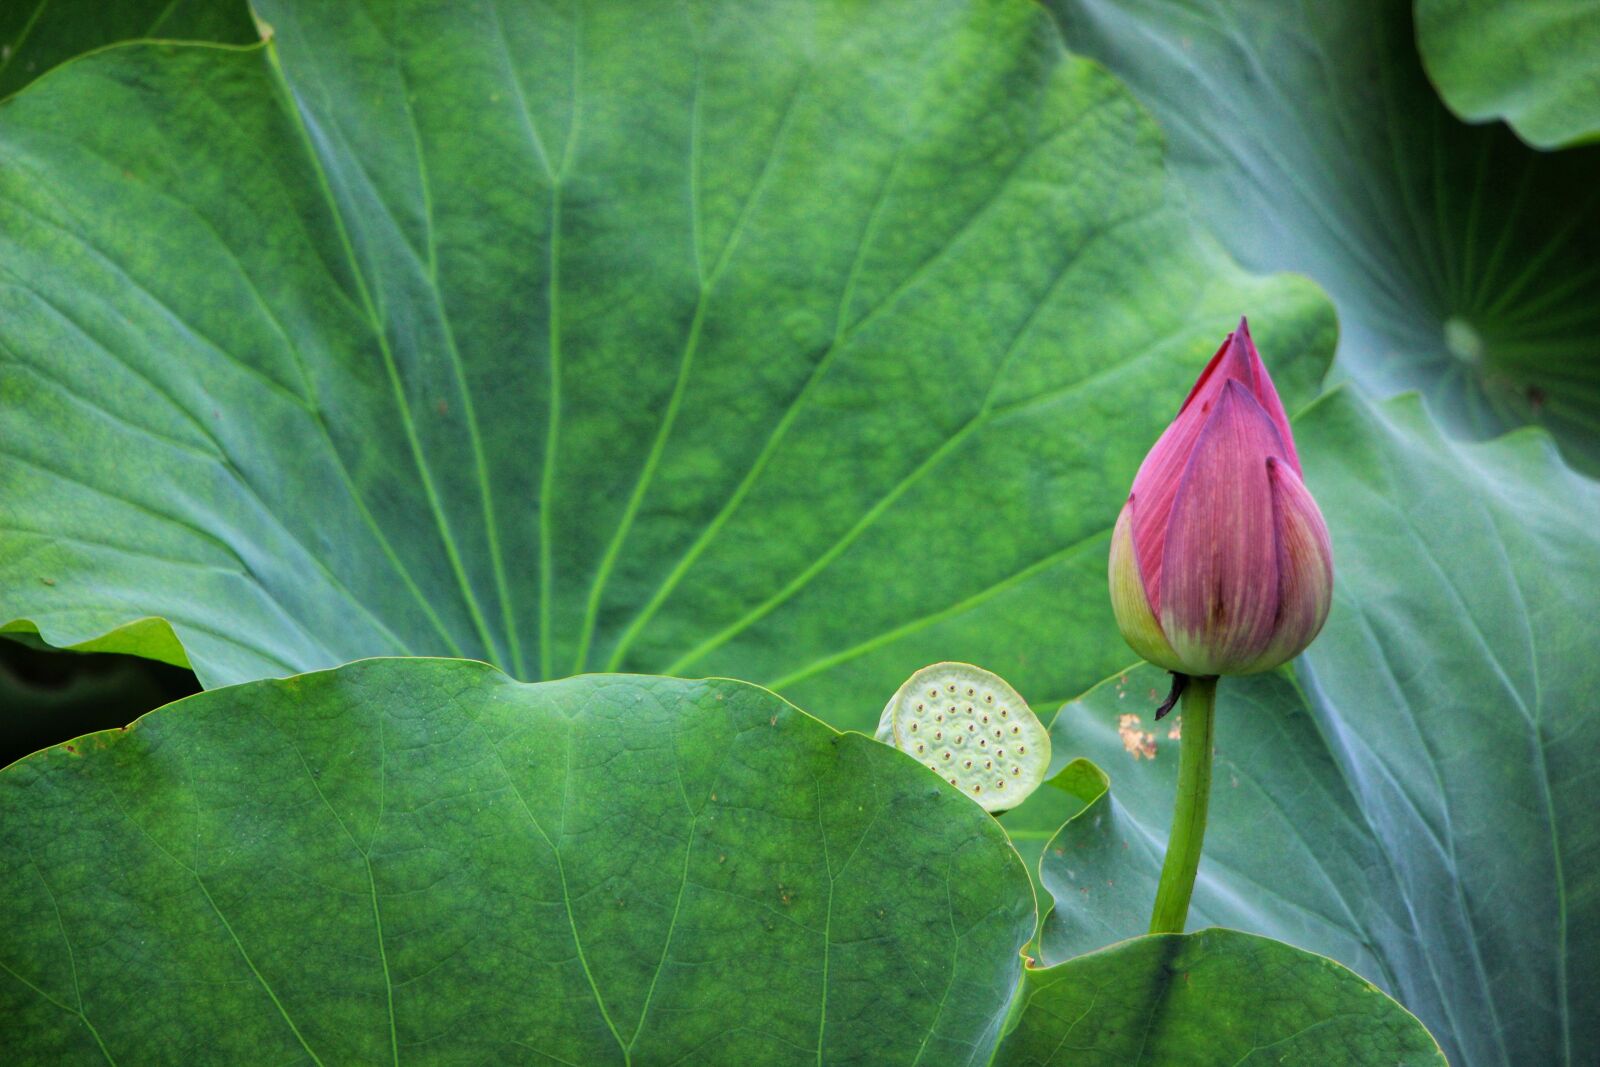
[{"xmin": 1108, "ymin": 319, "xmax": 1333, "ymax": 676}]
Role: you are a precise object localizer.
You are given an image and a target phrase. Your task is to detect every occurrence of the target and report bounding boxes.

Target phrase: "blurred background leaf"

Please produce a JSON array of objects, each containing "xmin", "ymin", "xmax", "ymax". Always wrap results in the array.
[
  {"xmin": 1047, "ymin": 0, "xmax": 1600, "ymax": 473},
  {"xmin": 1416, "ymin": 0, "xmax": 1600, "ymax": 150},
  {"xmin": 0, "ymin": 0, "xmax": 254, "ymax": 99}
]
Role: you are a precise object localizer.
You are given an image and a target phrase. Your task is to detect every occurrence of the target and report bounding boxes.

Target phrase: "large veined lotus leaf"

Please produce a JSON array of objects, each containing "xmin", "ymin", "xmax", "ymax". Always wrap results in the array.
[
  {"xmin": 0, "ymin": 0, "xmax": 1333, "ymax": 731},
  {"xmin": 0, "ymin": 0, "xmax": 243, "ymax": 757},
  {"xmin": 1047, "ymin": 0, "xmax": 1600, "ymax": 472},
  {"xmin": 988, "ymin": 767, "xmax": 1089, "ymax": 949},
  {"xmin": 1416, "ymin": 0, "xmax": 1600, "ymax": 150},
  {"xmin": 0, "ymin": 659, "xmax": 1035, "ymax": 1065},
  {"xmin": 0, "ymin": 0, "xmax": 253, "ymax": 98},
  {"xmin": 1037, "ymin": 389, "xmax": 1600, "ymax": 1067},
  {"xmin": 995, "ymin": 929, "xmax": 1445, "ymax": 1066}
]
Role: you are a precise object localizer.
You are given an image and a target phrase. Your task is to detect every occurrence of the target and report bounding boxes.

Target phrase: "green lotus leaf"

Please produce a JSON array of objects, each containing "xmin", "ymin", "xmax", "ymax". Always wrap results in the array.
[
  {"xmin": 1036, "ymin": 389, "xmax": 1600, "ymax": 1066},
  {"xmin": 0, "ymin": 658, "xmax": 1035, "ymax": 1064},
  {"xmin": 996, "ymin": 929, "xmax": 1445, "ymax": 1066},
  {"xmin": 1416, "ymin": 0, "xmax": 1600, "ymax": 149},
  {"xmin": 0, "ymin": 0, "xmax": 1332, "ymax": 731},
  {"xmin": 0, "ymin": 0, "xmax": 253, "ymax": 98},
  {"xmin": 0, "ymin": 0, "xmax": 244, "ymax": 752},
  {"xmin": 1047, "ymin": 0, "xmax": 1600, "ymax": 472},
  {"xmin": 1033, "ymin": 671, "xmax": 1409, "ymax": 994}
]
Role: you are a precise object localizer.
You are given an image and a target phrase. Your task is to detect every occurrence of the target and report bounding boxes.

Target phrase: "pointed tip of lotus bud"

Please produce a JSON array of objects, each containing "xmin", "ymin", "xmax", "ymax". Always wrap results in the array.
[{"xmin": 1200, "ymin": 316, "xmax": 1299, "ymax": 475}]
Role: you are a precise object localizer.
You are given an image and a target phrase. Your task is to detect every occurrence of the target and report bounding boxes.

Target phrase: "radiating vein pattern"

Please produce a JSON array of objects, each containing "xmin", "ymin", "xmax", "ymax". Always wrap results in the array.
[
  {"xmin": 0, "ymin": 0, "xmax": 1333, "ymax": 731},
  {"xmin": 1047, "ymin": 0, "xmax": 1600, "ymax": 472}
]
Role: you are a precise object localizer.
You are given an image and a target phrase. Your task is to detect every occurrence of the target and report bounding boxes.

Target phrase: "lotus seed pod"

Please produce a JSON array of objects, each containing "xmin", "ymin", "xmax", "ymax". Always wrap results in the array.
[{"xmin": 880, "ymin": 662, "xmax": 1050, "ymax": 813}]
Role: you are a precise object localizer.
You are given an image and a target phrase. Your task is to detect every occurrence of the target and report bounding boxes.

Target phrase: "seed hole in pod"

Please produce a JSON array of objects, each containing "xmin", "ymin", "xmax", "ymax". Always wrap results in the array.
[
  {"xmin": 934, "ymin": 730, "xmax": 943, "ymax": 740},
  {"xmin": 996, "ymin": 748, "xmax": 1004, "ymax": 756},
  {"xmin": 935, "ymin": 714, "xmax": 944, "ymax": 723},
  {"xmin": 1018, "ymin": 745, "xmax": 1026, "ymax": 754},
  {"xmin": 910, "ymin": 722, "xmax": 919, "ymax": 732},
  {"xmin": 973, "ymin": 785, "xmax": 982, "ymax": 794},
  {"xmin": 985, "ymin": 694, "xmax": 994, "ymax": 704},
  {"xmin": 966, "ymin": 705, "xmax": 974, "ymax": 715},
  {"xmin": 947, "ymin": 684, "xmax": 956, "ymax": 693},
  {"xmin": 967, "ymin": 723, "xmax": 977, "ymax": 733},
  {"xmin": 981, "ymin": 714, "xmax": 989, "ymax": 724},
  {"xmin": 1012, "ymin": 766, "xmax": 1021, "ymax": 776},
  {"xmin": 915, "ymin": 743, "xmax": 925, "ymax": 753},
  {"xmin": 996, "ymin": 779, "xmax": 1005, "ymax": 789},
  {"xmin": 964, "ymin": 759, "xmax": 973, "ymax": 768},
  {"xmin": 927, "ymin": 762, "xmax": 937, "ymax": 771},
  {"xmin": 967, "ymin": 687, "xmax": 975, "ymax": 696},
  {"xmin": 984, "ymin": 760, "xmax": 992, "ymax": 770},
  {"xmin": 942, "ymin": 751, "xmax": 952, "ymax": 761},
  {"xmin": 953, "ymin": 735, "xmax": 964, "ymax": 747},
  {"xmin": 978, "ymin": 739, "xmax": 988, "ymax": 748},
  {"xmin": 949, "ymin": 705, "xmax": 957, "ymax": 715},
  {"xmin": 1012, "ymin": 725, "xmax": 1020, "ymax": 734},
  {"xmin": 994, "ymin": 729, "xmax": 1003, "ymax": 739},
  {"xmin": 915, "ymin": 703, "xmax": 924, "ymax": 713},
  {"xmin": 1000, "ymin": 708, "xmax": 1008, "ymax": 718},
  {"xmin": 949, "ymin": 777, "xmax": 957, "ymax": 785}
]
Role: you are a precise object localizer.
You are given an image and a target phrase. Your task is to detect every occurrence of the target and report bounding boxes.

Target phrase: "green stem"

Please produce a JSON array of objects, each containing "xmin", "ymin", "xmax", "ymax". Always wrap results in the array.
[{"xmin": 1148, "ymin": 674, "xmax": 1218, "ymax": 935}]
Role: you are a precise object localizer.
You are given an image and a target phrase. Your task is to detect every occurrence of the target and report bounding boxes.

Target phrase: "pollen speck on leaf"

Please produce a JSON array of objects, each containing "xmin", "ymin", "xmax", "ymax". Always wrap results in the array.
[{"xmin": 1118, "ymin": 714, "xmax": 1157, "ymax": 760}]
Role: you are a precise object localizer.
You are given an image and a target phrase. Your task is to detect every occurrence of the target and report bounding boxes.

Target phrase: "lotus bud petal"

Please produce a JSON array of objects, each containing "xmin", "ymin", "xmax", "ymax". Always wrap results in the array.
[{"xmin": 1108, "ymin": 319, "xmax": 1333, "ymax": 676}]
